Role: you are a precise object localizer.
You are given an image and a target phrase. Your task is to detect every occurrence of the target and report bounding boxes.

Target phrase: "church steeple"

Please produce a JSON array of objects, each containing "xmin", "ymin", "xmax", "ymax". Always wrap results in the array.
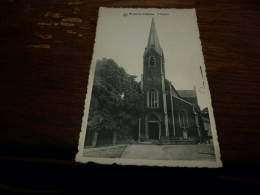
[
  {"xmin": 141, "ymin": 17, "xmax": 169, "ymax": 141},
  {"xmin": 144, "ymin": 18, "xmax": 162, "ymax": 56}
]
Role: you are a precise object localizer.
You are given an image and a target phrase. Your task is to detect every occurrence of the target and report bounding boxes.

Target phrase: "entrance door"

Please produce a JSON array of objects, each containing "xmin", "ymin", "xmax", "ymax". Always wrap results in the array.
[{"xmin": 148, "ymin": 122, "xmax": 159, "ymax": 139}]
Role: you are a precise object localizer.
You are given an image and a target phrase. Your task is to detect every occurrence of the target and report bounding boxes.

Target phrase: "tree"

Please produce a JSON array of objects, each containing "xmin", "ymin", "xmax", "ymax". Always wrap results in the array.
[{"xmin": 85, "ymin": 58, "xmax": 143, "ymax": 146}]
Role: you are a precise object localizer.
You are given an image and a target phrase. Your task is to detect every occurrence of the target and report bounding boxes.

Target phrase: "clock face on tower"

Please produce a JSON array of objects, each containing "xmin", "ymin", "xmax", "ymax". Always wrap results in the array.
[{"xmin": 146, "ymin": 72, "xmax": 155, "ymax": 80}]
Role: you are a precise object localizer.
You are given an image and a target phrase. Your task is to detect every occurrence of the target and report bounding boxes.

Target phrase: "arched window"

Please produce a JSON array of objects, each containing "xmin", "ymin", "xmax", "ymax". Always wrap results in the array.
[
  {"xmin": 179, "ymin": 110, "xmax": 189, "ymax": 128},
  {"xmin": 148, "ymin": 56, "xmax": 156, "ymax": 67},
  {"xmin": 147, "ymin": 89, "xmax": 158, "ymax": 108}
]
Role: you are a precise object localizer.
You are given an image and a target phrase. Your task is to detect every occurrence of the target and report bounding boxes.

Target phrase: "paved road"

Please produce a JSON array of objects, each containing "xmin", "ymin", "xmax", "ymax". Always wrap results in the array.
[{"xmin": 121, "ymin": 144, "xmax": 216, "ymax": 160}]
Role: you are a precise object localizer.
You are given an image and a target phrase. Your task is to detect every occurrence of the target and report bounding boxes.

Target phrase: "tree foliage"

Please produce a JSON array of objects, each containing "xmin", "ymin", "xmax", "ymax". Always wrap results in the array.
[{"xmin": 87, "ymin": 58, "xmax": 143, "ymax": 136}]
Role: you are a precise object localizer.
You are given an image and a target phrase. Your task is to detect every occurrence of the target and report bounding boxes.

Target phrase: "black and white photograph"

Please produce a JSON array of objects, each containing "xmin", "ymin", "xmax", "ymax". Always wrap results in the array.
[{"xmin": 76, "ymin": 8, "xmax": 222, "ymax": 167}]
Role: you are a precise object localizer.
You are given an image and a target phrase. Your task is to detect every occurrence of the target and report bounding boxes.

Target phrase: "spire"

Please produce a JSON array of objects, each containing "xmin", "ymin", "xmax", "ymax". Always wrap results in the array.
[{"xmin": 145, "ymin": 18, "xmax": 162, "ymax": 55}]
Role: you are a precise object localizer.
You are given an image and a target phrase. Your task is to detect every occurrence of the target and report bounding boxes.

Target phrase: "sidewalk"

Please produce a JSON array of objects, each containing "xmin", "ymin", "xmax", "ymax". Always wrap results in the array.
[
  {"xmin": 83, "ymin": 143, "xmax": 216, "ymax": 161},
  {"xmin": 83, "ymin": 145, "xmax": 127, "ymax": 158},
  {"xmin": 121, "ymin": 144, "xmax": 216, "ymax": 160}
]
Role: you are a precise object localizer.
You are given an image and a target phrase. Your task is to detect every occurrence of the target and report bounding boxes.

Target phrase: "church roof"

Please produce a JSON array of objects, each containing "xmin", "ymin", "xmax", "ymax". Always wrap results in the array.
[
  {"xmin": 177, "ymin": 90, "xmax": 197, "ymax": 99},
  {"xmin": 144, "ymin": 18, "xmax": 162, "ymax": 56},
  {"xmin": 165, "ymin": 79, "xmax": 181, "ymax": 98}
]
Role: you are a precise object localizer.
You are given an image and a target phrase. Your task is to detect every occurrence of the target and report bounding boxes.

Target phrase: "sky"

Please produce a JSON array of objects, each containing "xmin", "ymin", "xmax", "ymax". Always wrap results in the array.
[{"xmin": 90, "ymin": 8, "xmax": 212, "ymax": 109}]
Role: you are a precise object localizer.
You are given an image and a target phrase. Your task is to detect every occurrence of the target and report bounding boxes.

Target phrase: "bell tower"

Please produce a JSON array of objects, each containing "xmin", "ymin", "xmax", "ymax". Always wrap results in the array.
[{"xmin": 141, "ymin": 18, "xmax": 169, "ymax": 140}]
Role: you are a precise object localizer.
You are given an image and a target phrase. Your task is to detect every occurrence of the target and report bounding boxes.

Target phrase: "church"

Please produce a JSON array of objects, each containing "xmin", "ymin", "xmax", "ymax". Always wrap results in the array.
[{"xmin": 139, "ymin": 18, "xmax": 205, "ymax": 144}]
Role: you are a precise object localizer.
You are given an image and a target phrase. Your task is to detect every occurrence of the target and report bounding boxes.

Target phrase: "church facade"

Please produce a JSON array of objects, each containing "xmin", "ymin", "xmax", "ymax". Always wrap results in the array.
[{"xmin": 139, "ymin": 19, "xmax": 205, "ymax": 143}]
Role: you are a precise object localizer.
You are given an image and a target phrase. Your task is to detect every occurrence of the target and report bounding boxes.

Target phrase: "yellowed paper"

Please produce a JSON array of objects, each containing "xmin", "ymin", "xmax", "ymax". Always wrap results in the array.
[{"xmin": 76, "ymin": 8, "xmax": 222, "ymax": 168}]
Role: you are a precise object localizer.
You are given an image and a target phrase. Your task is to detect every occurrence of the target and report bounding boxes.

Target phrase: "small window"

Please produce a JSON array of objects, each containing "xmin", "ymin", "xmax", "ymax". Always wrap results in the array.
[
  {"xmin": 149, "ymin": 56, "xmax": 156, "ymax": 67},
  {"xmin": 179, "ymin": 110, "xmax": 189, "ymax": 128},
  {"xmin": 147, "ymin": 89, "xmax": 159, "ymax": 108}
]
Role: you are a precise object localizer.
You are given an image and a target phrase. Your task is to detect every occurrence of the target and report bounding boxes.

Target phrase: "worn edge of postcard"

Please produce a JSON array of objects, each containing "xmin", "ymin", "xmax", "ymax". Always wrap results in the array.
[{"xmin": 75, "ymin": 7, "xmax": 222, "ymax": 168}]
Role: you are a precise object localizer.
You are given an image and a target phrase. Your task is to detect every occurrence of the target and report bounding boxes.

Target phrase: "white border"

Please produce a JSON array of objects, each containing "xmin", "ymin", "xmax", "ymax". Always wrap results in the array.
[{"xmin": 75, "ymin": 7, "xmax": 222, "ymax": 168}]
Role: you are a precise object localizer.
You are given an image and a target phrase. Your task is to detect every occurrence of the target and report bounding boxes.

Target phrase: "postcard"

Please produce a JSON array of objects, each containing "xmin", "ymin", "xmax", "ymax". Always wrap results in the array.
[{"xmin": 76, "ymin": 8, "xmax": 222, "ymax": 167}]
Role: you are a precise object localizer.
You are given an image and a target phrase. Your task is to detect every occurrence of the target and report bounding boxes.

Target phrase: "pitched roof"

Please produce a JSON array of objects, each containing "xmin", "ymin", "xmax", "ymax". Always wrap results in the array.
[
  {"xmin": 144, "ymin": 18, "xmax": 162, "ymax": 55},
  {"xmin": 177, "ymin": 90, "xmax": 197, "ymax": 99},
  {"xmin": 165, "ymin": 79, "xmax": 181, "ymax": 98}
]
